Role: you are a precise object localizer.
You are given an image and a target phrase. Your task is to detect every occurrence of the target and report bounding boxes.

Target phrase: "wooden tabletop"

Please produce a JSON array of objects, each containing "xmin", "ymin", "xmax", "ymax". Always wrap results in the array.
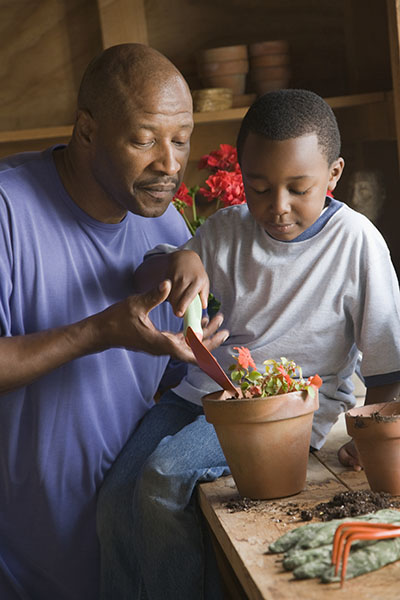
[{"xmin": 198, "ymin": 411, "xmax": 400, "ymax": 599}]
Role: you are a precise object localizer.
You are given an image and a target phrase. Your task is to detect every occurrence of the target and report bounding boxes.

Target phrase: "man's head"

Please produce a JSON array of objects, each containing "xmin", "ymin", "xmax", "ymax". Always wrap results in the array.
[
  {"xmin": 71, "ymin": 44, "xmax": 193, "ymax": 221},
  {"xmin": 236, "ymin": 89, "xmax": 344, "ymax": 241}
]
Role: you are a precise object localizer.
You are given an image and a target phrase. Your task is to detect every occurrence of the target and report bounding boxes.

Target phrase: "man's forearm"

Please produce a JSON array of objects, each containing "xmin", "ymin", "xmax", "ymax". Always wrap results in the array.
[{"xmin": 0, "ymin": 317, "xmax": 100, "ymax": 394}]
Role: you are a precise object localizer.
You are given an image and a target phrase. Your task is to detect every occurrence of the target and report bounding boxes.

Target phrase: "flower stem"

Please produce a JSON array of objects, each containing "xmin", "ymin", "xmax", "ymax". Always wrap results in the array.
[
  {"xmin": 191, "ymin": 192, "xmax": 197, "ymax": 222},
  {"xmin": 182, "ymin": 213, "xmax": 196, "ymax": 236}
]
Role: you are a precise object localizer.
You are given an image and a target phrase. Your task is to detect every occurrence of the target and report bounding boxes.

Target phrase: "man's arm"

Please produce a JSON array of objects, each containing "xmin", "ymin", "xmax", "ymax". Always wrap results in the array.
[
  {"xmin": 338, "ymin": 381, "xmax": 400, "ymax": 470},
  {"xmin": 0, "ymin": 281, "xmax": 228, "ymax": 395}
]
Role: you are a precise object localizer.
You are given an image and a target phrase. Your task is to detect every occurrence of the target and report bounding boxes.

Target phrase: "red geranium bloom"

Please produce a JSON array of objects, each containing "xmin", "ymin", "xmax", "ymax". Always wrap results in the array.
[
  {"xmin": 174, "ymin": 182, "xmax": 193, "ymax": 207},
  {"xmin": 200, "ymin": 168, "xmax": 246, "ymax": 207},
  {"xmin": 198, "ymin": 144, "xmax": 238, "ymax": 171},
  {"xmin": 233, "ymin": 346, "xmax": 256, "ymax": 370}
]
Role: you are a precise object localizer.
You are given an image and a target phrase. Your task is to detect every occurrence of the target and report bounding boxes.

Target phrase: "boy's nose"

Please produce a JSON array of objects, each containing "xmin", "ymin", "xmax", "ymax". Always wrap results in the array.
[{"xmin": 269, "ymin": 191, "xmax": 290, "ymax": 215}]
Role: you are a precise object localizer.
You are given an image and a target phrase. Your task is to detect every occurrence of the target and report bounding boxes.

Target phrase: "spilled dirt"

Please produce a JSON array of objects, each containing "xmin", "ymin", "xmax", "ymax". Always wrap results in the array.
[{"xmin": 225, "ymin": 490, "xmax": 400, "ymax": 522}]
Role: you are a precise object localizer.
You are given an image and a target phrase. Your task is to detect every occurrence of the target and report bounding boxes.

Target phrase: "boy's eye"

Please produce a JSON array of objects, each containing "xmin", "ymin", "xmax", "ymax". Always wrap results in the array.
[{"xmin": 289, "ymin": 188, "xmax": 309, "ymax": 195}]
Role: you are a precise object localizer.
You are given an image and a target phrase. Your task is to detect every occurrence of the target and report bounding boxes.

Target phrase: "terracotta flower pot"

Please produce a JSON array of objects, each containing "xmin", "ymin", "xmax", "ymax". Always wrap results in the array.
[
  {"xmin": 250, "ymin": 53, "xmax": 290, "ymax": 68},
  {"xmin": 202, "ymin": 389, "xmax": 319, "ymax": 499},
  {"xmin": 248, "ymin": 39, "xmax": 290, "ymax": 57},
  {"xmin": 197, "ymin": 45, "xmax": 249, "ymax": 95},
  {"xmin": 197, "ymin": 44, "xmax": 248, "ymax": 63},
  {"xmin": 198, "ymin": 59, "xmax": 249, "ymax": 77},
  {"xmin": 346, "ymin": 401, "xmax": 400, "ymax": 495},
  {"xmin": 199, "ymin": 73, "xmax": 247, "ymax": 95}
]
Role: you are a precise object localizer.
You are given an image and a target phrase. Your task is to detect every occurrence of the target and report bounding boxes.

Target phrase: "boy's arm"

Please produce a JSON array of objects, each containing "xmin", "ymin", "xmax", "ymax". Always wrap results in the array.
[
  {"xmin": 338, "ymin": 381, "xmax": 400, "ymax": 470},
  {"xmin": 133, "ymin": 249, "xmax": 210, "ymax": 317}
]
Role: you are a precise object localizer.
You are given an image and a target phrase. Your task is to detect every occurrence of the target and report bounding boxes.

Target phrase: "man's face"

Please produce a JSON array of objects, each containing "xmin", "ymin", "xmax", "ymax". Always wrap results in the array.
[
  {"xmin": 90, "ymin": 76, "xmax": 194, "ymax": 220},
  {"xmin": 240, "ymin": 133, "xmax": 343, "ymax": 241}
]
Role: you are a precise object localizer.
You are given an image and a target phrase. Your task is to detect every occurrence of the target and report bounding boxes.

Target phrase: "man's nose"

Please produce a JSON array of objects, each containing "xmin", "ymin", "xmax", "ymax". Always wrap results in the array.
[{"xmin": 152, "ymin": 142, "xmax": 181, "ymax": 175}]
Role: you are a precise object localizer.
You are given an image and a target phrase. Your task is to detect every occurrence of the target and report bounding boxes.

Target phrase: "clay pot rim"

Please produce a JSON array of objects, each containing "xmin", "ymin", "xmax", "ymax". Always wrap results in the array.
[
  {"xmin": 346, "ymin": 401, "xmax": 400, "ymax": 420},
  {"xmin": 248, "ymin": 40, "xmax": 290, "ymax": 56},
  {"xmin": 202, "ymin": 389, "xmax": 319, "ymax": 424}
]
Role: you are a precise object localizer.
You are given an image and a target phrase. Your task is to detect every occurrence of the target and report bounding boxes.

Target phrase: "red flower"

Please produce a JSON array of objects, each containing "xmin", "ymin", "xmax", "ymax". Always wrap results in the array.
[
  {"xmin": 174, "ymin": 183, "xmax": 193, "ymax": 206},
  {"xmin": 277, "ymin": 365, "xmax": 293, "ymax": 387},
  {"xmin": 198, "ymin": 144, "xmax": 238, "ymax": 171},
  {"xmin": 200, "ymin": 168, "xmax": 246, "ymax": 207},
  {"xmin": 233, "ymin": 346, "xmax": 256, "ymax": 370},
  {"xmin": 307, "ymin": 374, "xmax": 323, "ymax": 389}
]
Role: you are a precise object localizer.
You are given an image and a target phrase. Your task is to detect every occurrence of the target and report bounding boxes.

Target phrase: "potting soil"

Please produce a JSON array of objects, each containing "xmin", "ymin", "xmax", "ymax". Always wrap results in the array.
[{"xmin": 225, "ymin": 490, "xmax": 400, "ymax": 522}]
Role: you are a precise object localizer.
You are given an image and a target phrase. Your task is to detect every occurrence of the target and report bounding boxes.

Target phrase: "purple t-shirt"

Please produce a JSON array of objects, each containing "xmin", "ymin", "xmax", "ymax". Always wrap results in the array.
[{"xmin": 0, "ymin": 147, "xmax": 190, "ymax": 599}]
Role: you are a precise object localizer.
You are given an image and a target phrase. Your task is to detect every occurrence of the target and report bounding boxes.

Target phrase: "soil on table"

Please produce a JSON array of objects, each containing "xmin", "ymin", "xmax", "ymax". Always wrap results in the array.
[{"xmin": 225, "ymin": 490, "xmax": 400, "ymax": 522}]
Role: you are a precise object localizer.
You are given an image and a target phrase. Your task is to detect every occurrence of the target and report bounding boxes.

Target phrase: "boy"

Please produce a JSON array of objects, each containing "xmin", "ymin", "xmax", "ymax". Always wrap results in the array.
[{"xmin": 97, "ymin": 89, "xmax": 400, "ymax": 600}]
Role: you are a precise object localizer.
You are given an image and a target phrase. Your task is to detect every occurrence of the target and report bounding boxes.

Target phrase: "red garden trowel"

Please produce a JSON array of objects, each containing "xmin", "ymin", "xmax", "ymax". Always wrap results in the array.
[{"xmin": 184, "ymin": 296, "xmax": 238, "ymax": 396}]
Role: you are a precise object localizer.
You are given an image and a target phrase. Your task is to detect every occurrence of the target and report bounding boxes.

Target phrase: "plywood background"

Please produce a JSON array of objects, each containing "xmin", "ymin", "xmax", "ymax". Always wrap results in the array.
[{"xmin": 0, "ymin": 0, "xmax": 102, "ymax": 131}]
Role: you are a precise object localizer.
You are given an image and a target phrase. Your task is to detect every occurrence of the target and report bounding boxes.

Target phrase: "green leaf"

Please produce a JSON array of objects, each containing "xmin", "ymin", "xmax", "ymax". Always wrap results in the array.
[
  {"xmin": 307, "ymin": 386, "xmax": 315, "ymax": 399},
  {"xmin": 247, "ymin": 370, "xmax": 262, "ymax": 382},
  {"xmin": 231, "ymin": 370, "xmax": 243, "ymax": 382}
]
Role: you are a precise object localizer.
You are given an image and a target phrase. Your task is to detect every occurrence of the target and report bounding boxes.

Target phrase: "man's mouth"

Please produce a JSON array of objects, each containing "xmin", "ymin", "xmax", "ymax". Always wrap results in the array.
[
  {"xmin": 138, "ymin": 184, "xmax": 177, "ymax": 200},
  {"xmin": 137, "ymin": 180, "xmax": 178, "ymax": 200}
]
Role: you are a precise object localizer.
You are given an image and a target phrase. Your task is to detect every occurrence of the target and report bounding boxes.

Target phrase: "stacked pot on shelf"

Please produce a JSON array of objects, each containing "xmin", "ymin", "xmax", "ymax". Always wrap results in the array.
[
  {"xmin": 194, "ymin": 39, "xmax": 291, "ymax": 110},
  {"xmin": 248, "ymin": 39, "xmax": 291, "ymax": 95}
]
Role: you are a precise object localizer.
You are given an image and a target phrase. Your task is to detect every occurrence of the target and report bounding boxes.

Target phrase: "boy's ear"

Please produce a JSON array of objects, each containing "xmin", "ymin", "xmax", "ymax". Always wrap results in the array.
[{"xmin": 327, "ymin": 157, "xmax": 345, "ymax": 192}]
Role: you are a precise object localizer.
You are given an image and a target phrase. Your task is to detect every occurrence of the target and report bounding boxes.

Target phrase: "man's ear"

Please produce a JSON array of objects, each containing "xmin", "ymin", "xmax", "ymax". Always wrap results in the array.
[
  {"xmin": 328, "ymin": 157, "xmax": 345, "ymax": 192},
  {"xmin": 74, "ymin": 109, "xmax": 96, "ymax": 146}
]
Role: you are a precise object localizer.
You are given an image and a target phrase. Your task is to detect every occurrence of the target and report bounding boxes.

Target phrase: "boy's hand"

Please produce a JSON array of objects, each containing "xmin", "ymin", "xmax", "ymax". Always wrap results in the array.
[
  {"xmin": 337, "ymin": 439, "xmax": 363, "ymax": 471},
  {"xmin": 164, "ymin": 250, "xmax": 210, "ymax": 317}
]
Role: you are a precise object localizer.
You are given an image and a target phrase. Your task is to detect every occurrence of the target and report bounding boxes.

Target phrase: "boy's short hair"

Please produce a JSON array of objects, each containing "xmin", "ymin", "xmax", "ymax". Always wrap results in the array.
[{"xmin": 236, "ymin": 89, "xmax": 341, "ymax": 166}]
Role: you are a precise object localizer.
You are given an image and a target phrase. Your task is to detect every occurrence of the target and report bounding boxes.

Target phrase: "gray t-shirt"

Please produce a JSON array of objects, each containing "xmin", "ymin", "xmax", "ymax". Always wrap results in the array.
[{"xmin": 173, "ymin": 201, "xmax": 400, "ymax": 448}]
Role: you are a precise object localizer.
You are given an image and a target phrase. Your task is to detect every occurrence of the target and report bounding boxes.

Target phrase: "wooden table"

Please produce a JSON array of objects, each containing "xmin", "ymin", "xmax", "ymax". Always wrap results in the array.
[{"xmin": 198, "ymin": 412, "xmax": 400, "ymax": 599}]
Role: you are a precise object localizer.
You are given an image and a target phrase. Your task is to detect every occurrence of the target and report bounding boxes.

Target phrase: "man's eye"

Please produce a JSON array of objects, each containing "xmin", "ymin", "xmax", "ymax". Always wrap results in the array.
[
  {"xmin": 173, "ymin": 139, "xmax": 189, "ymax": 147},
  {"xmin": 132, "ymin": 140, "xmax": 153, "ymax": 147}
]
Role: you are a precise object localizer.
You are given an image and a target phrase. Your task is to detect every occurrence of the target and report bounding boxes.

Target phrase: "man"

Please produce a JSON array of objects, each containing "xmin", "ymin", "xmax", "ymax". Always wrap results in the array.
[{"xmin": 0, "ymin": 43, "xmax": 226, "ymax": 599}]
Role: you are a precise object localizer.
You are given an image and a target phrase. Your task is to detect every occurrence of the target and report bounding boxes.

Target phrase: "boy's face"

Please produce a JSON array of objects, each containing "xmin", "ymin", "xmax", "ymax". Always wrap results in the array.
[{"xmin": 240, "ymin": 133, "xmax": 344, "ymax": 241}]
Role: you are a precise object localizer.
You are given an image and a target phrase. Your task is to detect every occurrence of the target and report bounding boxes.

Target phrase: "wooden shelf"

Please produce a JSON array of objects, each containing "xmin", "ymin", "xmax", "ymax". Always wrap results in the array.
[
  {"xmin": 0, "ymin": 92, "xmax": 393, "ymax": 148},
  {"xmin": 193, "ymin": 91, "xmax": 392, "ymax": 124}
]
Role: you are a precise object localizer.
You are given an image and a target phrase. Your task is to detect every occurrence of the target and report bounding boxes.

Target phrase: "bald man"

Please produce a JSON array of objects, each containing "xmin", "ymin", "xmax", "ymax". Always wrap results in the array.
[{"xmin": 0, "ymin": 44, "xmax": 226, "ymax": 600}]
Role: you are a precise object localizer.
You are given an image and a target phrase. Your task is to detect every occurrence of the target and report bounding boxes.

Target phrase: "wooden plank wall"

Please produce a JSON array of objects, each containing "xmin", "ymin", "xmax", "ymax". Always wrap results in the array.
[{"xmin": 0, "ymin": 0, "xmax": 102, "ymax": 132}]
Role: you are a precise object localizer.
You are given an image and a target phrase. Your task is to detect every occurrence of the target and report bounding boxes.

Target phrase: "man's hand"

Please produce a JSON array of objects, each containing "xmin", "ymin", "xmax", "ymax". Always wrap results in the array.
[
  {"xmin": 337, "ymin": 439, "xmax": 362, "ymax": 471},
  {"xmin": 92, "ymin": 280, "xmax": 229, "ymax": 362}
]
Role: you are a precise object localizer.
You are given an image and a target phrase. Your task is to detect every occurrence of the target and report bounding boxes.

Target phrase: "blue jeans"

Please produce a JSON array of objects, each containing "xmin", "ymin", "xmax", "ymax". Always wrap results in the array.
[{"xmin": 97, "ymin": 390, "xmax": 230, "ymax": 600}]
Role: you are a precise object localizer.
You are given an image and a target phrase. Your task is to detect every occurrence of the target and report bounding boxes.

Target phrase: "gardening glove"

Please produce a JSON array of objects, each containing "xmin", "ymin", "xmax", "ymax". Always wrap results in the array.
[
  {"xmin": 320, "ymin": 536, "xmax": 400, "ymax": 583},
  {"xmin": 268, "ymin": 509, "xmax": 400, "ymax": 582}
]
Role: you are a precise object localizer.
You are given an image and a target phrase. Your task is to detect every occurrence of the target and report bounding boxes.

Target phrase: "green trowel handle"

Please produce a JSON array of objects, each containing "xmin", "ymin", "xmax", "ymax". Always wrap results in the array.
[{"xmin": 184, "ymin": 295, "xmax": 203, "ymax": 339}]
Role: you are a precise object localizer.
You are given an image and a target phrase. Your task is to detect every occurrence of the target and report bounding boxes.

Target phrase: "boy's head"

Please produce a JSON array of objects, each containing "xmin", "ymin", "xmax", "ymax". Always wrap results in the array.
[
  {"xmin": 237, "ymin": 89, "xmax": 340, "ymax": 166},
  {"xmin": 236, "ymin": 89, "xmax": 344, "ymax": 241}
]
